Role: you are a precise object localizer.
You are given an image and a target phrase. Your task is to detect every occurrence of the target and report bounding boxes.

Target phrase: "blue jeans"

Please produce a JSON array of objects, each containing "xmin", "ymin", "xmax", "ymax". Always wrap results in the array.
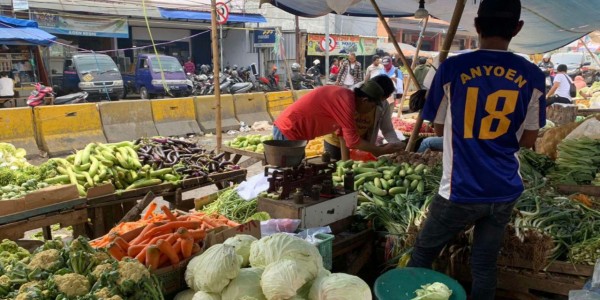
[
  {"xmin": 408, "ymin": 195, "xmax": 516, "ymax": 300},
  {"xmin": 272, "ymin": 125, "xmax": 288, "ymax": 141},
  {"xmin": 417, "ymin": 137, "xmax": 443, "ymax": 153}
]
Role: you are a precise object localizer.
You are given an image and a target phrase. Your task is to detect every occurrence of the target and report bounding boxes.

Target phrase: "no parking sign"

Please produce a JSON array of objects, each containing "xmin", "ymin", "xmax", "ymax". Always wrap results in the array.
[{"xmin": 216, "ymin": 1, "xmax": 229, "ymax": 25}]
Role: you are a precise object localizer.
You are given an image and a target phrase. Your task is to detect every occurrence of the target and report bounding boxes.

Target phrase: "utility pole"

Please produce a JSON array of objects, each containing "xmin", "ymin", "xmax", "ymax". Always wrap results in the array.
[{"xmin": 210, "ymin": 0, "xmax": 222, "ymax": 151}]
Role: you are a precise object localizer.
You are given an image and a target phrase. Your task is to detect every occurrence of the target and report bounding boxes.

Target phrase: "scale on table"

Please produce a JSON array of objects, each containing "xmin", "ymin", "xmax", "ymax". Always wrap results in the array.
[{"xmin": 257, "ymin": 140, "xmax": 357, "ymax": 228}]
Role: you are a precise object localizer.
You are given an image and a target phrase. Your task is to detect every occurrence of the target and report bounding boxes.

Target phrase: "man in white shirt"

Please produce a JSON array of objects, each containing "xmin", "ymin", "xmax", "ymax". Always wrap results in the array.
[
  {"xmin": 546, "ymin": 64, "xmax": 573, "ymax": 106},
  {"xmin": 336, "ymin": 52, "xmax": 363, "ymax": 88},
  {"xmin": 364, "ymin": 55, "xmax": 383, "ymax": 82},
  {"xmin": 0, "ymin": 73, "xmax": 15, "ymax": 98}
]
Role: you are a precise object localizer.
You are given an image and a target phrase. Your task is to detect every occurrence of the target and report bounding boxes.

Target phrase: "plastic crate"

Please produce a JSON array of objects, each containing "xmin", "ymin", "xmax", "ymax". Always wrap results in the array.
[{"xmin": 315, "ymin": 233, "xmax": 334, "ymax": 270}]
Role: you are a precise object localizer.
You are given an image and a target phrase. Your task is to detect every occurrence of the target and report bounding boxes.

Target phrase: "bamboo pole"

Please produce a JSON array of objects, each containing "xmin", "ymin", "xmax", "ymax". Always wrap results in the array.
[
  {"xmin": 581, "ymin": 38, "xmax": 600, "ymax": 68},
  {"xmin": 404, "ymin": 0, "xmax": 467, "ymax": 152},
  {"xmin": 370, "ymin": 0, "xmax": 419, "ymax": 89},
  {"xmin": 211, "ymin": 0, "xmax": 222, "ymax": 152},
  {"xmin": 405, "ymin": 15, "xmax": 429, "ymax": 93}
]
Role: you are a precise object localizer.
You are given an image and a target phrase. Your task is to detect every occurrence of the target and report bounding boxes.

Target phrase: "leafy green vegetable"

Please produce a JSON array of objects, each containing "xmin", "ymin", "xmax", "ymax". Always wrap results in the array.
[
  {"xmin": 412, "ymin": 282, "xmax": 452, "ymax": 300},
  {"xmin": 202, "ymin": 188, "xmax": 258, "ymax": 223}
]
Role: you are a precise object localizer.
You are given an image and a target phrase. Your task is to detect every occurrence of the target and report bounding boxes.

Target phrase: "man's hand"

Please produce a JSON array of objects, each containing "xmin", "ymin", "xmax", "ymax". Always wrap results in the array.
[{"xmin": 377, "ymin": 142, "xmax": 405, "ymax": 155}]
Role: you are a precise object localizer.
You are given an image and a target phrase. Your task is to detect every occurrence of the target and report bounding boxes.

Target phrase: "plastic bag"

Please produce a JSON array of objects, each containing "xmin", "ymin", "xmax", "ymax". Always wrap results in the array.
[
  {"xmin": 296, "ymin": 227, "xmax": 332, "ymax": 245},
  {"xmin": 565, "ymin": 118, "xmax": 600, "ymax": 140},
  {"xmin": 261, "ymin": 219, "xmax": 301, "ymax": 236},
  {"xmin": 350, "ymin": 149, "xmax": 377, "ymax": 161}
]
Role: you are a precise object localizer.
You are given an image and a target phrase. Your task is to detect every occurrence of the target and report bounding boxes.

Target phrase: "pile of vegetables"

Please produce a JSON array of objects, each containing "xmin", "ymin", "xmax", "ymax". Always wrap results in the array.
[
  {"xmin": 201, "ymin": 188, "xmax": 269, "ymax": 224},
  {"xmin": 412, "ymin": 283, "xmax": 452, "ymax": 300},
  {"xmin": 178, "ymin": 233, "xmax": 372, "ymax": 300},
  {"xmin": 0, "ymin": 143, "xmax": 59, "ymax": 200},
  {"xmin": 391, "ymin": 118, "xmax": 434, "ymax": 134},
  {"xmin": 305, "ymin": 136, "xmax": 325, "ymax": 157},
  {"xmin": 136, "ymin": 137, "xmax": 238, "ymax": 179},
  {"xmin": 0, "ymin": 237, "xmax": 164, "ymax": 300},
  {"xmin": 45, "ymin": 141, "xmax": 180, "ymax": 197},
  {"xmin": 390, "ymin": 150, "xmax": 442, "ymax": 168},
  {"xmin": 548, "ymin": 137, "xmax": 600, "ymax": 185},
  {"xmin": 225, "ymin": 134, "xmax": 273, "ymax": 153},
  {"xmin": 91, "ymin": 205, "xmax": 239, "ymax": 270}
]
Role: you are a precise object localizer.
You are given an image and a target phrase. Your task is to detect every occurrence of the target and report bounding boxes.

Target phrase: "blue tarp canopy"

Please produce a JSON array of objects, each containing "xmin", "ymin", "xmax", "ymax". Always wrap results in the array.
[
  {"xmin": 0, "ymin": 16, "xmax": 56, "ymax": 47},
  {"xmin": 158, "ymin": 8, "xmax": 267, "ymax": 23},
  {"xmin": 258, "ymin": 0, "xmax": 600, "ymax": 54}
]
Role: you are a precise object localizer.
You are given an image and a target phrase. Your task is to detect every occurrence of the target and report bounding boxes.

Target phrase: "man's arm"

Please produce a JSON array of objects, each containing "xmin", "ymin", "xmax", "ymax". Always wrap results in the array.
[
  {"xmin": 352, "ymin": 139, "xmax": 403, "ymax": 156},
  {"xmin": 380, "ymin": 102, "xmax": 402, "ymax": 143},
  {"xmin": 519, "ymin": 130, "xmax": 538, "ymax": 149},
  {"xmin": 547, "ymin": 81, "xmax": 560, "ymax": 97}
]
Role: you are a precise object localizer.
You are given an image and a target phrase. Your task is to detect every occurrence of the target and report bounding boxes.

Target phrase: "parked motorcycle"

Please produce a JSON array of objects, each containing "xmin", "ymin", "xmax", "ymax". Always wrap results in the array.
[
  {"xmin": 54, "ymin": 92, "xmax": 88, "ymax": 105},
  {"xmin": 27, "ymin": 83, "xmax": 54, "ymax": 107},
  {"xmin": 220, "ymin": 73, "xmax": 253, "ymax": 94}
]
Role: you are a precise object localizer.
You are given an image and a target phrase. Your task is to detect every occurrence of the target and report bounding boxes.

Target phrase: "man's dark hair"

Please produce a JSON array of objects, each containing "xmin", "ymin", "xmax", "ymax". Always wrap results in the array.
[
  {"xmin": 557, "ymin": 64, "xmax": 567, "ymax": 72},
  {"xmin": 475, "ymin": 17, "xmax": 519, "ymax": 40},
  {"xmin": 475, "ymin": 0, "xmax": 521, "ymax": 40},
  {"xmin": 418, "ymin": 57, "xmax": 427, "ymax": 65},
  {"xmin": 372, "ymin": 55, "xmax": 380, "ymax": 61}
]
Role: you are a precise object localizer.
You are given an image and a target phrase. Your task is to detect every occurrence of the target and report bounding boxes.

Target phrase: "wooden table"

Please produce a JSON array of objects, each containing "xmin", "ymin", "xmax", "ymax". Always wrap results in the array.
[
  {"xmin": 0, "ymin": 207, "xmax": 88, "ymax": 240},
  {"xmin": 222, "ymin": 146, "xmax": 266, "ymax": 168},
  {"xmin": 328, "ymin": 217, "xmax": 376, "ymax": 275}
]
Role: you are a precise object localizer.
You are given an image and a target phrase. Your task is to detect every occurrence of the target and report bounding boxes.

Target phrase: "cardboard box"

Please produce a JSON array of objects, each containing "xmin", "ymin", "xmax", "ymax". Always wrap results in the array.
[{"xmin": 0, "ymin": 184, "xmax": 80, "ymax": 217}]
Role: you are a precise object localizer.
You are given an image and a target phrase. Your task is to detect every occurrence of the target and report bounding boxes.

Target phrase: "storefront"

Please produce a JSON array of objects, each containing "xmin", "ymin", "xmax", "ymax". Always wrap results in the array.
[
  {"xmin": 306, "ymin": 33, "xmax": 379, "ymax": 75},
  {"xmin": 130, "ymin": 27, "xmax": 192, "ymax": 65}
]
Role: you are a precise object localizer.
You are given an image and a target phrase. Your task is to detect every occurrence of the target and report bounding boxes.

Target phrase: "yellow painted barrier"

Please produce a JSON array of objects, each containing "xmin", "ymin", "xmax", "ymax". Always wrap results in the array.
[
  {"xmin": 98, "ymin": 100, "xmax": 159, "ymax": 142},
  {"xmin": 34, "ymin": 103, "xmax": 107, "ymax": 156},
  {"xmin": 151, "ymin": 97, "xmax": 203, "ymax": 137},
  {"xmin": 0, "ymin": 107, "xmax": 39, "ymax": 157},
  {"xmin": 294, "ymin": 89, "xmax": 313, "ymax": 99},
  {"xmin": 233, "ymin": 92, "xmax": 272, "ymax": 125},
  {"xmin": 194, "ymin": 95, "xmax": 239, "ymax": 134},
  {"xmin": 266, "ymin": 91, "xmax": 294, "ymax": 121}
]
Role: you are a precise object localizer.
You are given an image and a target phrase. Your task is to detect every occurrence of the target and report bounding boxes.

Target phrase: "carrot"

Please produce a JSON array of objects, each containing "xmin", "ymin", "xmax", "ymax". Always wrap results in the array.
[
  {"xmin": 188, "ymin": 229, "xmax": 206, "ymax": 241},
  {"xmin": 108, "ymin": 232, "xmax": 119, "ymax": 242},
  {"xmin": 133, "ymin": 233, "xmax": 171, "ymax": 263},
  {"xmin": 130, "ymin": 223, "xmax": 158, "ymax": 245},
  {"xmin": 175, "ymin": 228, "xmax": 190, "ymax": 240},
  {"xmin": 191, "ymin": 243, "xmax": 202, "ymax": 255},
  {"xmin": 127, "ymin": 245, "xmax": 146, "ymax": 257},
  {"xmin": 143, "ymin": 221, "xmax": 200, "ymax": 238},
  {"xmin": 181, "ymin": 237, "xmax": 194, "ymax": 258},
  {"xmin": 160, "ymin": 205, "xmax": 177, "ymax": 221},
  {"xmin": 108, "ymin": 242, "xmax": 126, "ymax": 261},
  {"xmin": 157, "ymin": 239, "xmax": 180, "ymax": 265},
  {"xmin": 145, "ymin": 245, "xmax": 160, "ymax": 271},
  {"xmin": 166, "ymin": 234, "xmax": 178, "ymax": 245},
  {"xmin": 201, "ymin": 217, "xmax": 219, "ymax": 229},
  {"xmin": 143, "ymin": 202, "xmax": 158, "ymax": 220},
  {"xmin": 114, "ymin": 237, "xmax": 130, "ymax": 251}
]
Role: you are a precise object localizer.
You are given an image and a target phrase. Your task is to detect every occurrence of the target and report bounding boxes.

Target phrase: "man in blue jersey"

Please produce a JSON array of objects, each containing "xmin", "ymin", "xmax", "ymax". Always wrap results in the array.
[{"xmin": 407, "ymin": 0, "xmax": 545, "ymax": 299}]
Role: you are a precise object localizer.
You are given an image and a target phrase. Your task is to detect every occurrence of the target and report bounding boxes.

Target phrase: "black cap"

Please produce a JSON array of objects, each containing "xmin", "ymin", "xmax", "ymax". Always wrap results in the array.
[
  {"xmin": 357, "ymin": 75, "xmax": 395, "ymax": 107},
  {"xmin": 477, "ymin": 0, "xmax": 521, "ymax": 20}
]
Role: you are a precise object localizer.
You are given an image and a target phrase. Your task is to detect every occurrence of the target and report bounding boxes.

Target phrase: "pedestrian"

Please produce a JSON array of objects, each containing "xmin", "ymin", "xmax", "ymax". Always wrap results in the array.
[
  {"xmin": 413, "ymin": 57, "xmax": 430, "ymax": 89},
  {"xmin": 336, "ymin": 52, "xmax": 363, "ymax": 88},
  {"xmin": 364, "ymin": 55, "xmax": 383, "ymax": 82},
  {"xmin": 407, "ymin": 1, "xmax": 545, "ymax": 300},
  {"xmin": 0, "ymin": 72, "xmax": 14, "ymax": 98},
  {"xmin": 381, "ymin": 56, "xmax": 403, "ymax": 111},
  {"xmin": 546, "ymin": 64, "xmax": 573, "ymax": 105},
  {"xmin": 329, "ymin": 58, "xmax": 340, "ymax": 82},
  {"xmin": 183, "ymin": 57, "xmax": 195, "ymax": 74},
  {"xmin": 273, "ymin": 75, "xmax": 404, "ymax": 157},
  {"xmin": 574, "ymin": 75, "xmax": 586, "ymax": 91}
]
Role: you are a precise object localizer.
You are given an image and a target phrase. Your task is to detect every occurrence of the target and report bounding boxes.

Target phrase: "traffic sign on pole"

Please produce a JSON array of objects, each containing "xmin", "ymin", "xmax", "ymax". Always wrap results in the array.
[
  {"xmin": 216, "ymin": 1, "xmax": 229, "ymax": 25},
  {"xmin": 319, "ymin": 36, "xmax": 336, "ymax": 52}
]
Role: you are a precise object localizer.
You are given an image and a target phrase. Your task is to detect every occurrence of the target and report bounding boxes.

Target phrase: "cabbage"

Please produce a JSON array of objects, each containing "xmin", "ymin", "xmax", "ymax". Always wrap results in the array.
[
  {"xmin": 192, "ymin": 291, "xmax": 221, "ymax": 300},
  {"xmin": 224, "ymin": 234, "xmax": 258, "ymax": 267},
  {"xmin": 308, "ymin": 273, "xmax": 372, "ymax": 300},
  {"xmin": 261, "ymin": 259, "xmax": 319, "ymax": 300},
  {"xmin": 250, "ymin": 233, "xmax": 323, "ymax": 272},
  {"xmin": 222, "ymin": 267, "xmax": 266, "ymax": 300},
  {"xmin": 412, "ymin": 282, "xmax": 452, "ymax": 300},
  {"xmin": 174, "ymin": 289, "xmax": 196, "ymax": 300},
  {"xmin": 185, "ymin": 244, "xmax": 242, "ymax": 293}
]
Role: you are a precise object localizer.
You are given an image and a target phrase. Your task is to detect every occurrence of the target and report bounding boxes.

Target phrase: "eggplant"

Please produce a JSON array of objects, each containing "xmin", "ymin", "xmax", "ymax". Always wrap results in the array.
[
  {"xmin": 219, "ymin": 161, "xmax": 233, "ymax": 168},
  {"xmin": 152, "ymin": 137, "xmax": 169, "ymax": 144},
  {"xmin": 212, "ymin": 152, "xmax": 226, "ymax": 161}
]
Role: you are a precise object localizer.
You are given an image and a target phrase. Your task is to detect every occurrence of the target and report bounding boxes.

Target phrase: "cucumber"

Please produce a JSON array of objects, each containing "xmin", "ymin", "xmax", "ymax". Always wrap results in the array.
[
  {"xmin": 364, "ymin": 182, "xmax": 387, "ymax": 196},
  {"xmin": 410, "ymin": 179, "xmax": 420, "ymax": 191},
  {"xmin": 389, "ymin": 186, "xmax": 407, "ymax": 195},
  {"xmin": 337, "ymin": 166, "xmax": 344, "ymax": 177},
  {"xmin": 357, "ymin": 195, "xmax": 370, "ymax": 203},
  {"xmin": 383, "ymin": 174, "xmax": 392, "ymax": 180},
  {"xmin": 396, "ymin": 180, "xmax": 403, "ymax": 187},
  {"xmin": 372, "ymin": 196, "xmax": 387, "ymax": 207},
  {"xmin": 342, "ymin": 160, "xmax": 354, "ymax": 168},
  {"xmin": 403, "ymin": 179, "xmax": 410, "ymax": 188},
  {"xmin": 381, "ymin": 178, "xmax": 389, "ymax": 190},
  {"xmin": 406, "ymin": 167, "xmax": 414, "ymax": 175},
  {"xmin": 44, "ymin": 175, "xmax": 70, "ymax": 184},
  {"xmin": 354, "ymin": 167, "xmax": 378, "ymax": 174},
  {"xmin": 417, "ymin": 181, "xmax": 425, "ymax": 193},
  {"xmin": 75, "ymin": 163, "xmax": 91, "ymax": 172},
  {"xmin": 358, "ymin": 162, "xmax": 375, "ymax": 168},
  {"xmin": 387, "ymin": 179, "xmax": 395, "ymax": 187},
  {"xmin": 414, "ymin": 163, "xmax": 427, "ymax": 174},
  {"xmin": 374, "ymin": 177, "xmax": 382, "ymax": 189},
  {"xmin": 332, "ymin": 175, "xmax": 343, "ymax": 182},
  {"xmin": 354, "ymin": 177, "xmax": 366, "ymax": 190},
  {"xmin": 382, "ymin": 170, "xmax": 394, "ymax": 176},
  {"xmin": 406, "ymin": 174, "xmax": 422, "ymax": 181},
  {"xmin": 354, "ymin": 172, "xmax": 382, "ymax": 180},
  {"xmin": 399, "ymin": 169, "xmax": 406, "ymax": 177},
  {"xmin": 125, "ymin": 178, "xmax": 162, "ymax": 190}
]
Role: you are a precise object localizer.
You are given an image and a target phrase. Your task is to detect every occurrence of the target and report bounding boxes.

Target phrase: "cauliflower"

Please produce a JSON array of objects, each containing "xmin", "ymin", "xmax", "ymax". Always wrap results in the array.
[
  {"xmin": 53, "ymin": 273, "xmax": 90, "ymax": 297},
  {"xmin": 117, "ymin": 260, "xmax": 150, "ymax": 285},
  {"xmin": 94, "ymin": 287, "xmax": 124, "ymax": 300},
  {"xmin": 0, "ymin": 274, "xmax": 10, "ymax": 288},
  {"xmin": 92, "ymin": 263, "xmax": 115, "ymax": 280},
  {"xmin": 92, "ymin": 251, "xmax": 111, "ymax": 264},
  {"xmin": 0, "ymin": 239, "xmax": 31, "ymax": 266},
  {"xmin": 18, "ymin": 281, "xmax": 43, "ymax": 294},
  {"xmin": 28, "ymin": 249, "xmax": 63, "ymax": 272}
]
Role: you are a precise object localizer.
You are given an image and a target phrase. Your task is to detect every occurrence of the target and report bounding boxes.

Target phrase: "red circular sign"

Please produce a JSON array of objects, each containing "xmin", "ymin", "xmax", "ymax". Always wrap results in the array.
[
  {"xmin": 319, "ymin": 36, "xmax": 336, "ymax": 52},
  {"xmin": 216, "ymin": 1, "xmax": 229, "ymax": 25}
]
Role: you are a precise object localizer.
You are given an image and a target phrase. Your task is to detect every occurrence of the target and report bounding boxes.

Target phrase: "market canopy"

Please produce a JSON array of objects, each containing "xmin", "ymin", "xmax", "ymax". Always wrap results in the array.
[
  {"xmin": 158, "ymin": 8, "xmax": 267, "ymax": 23},
  {"xmin": 0, "ymin": 16, "xmax": 57, "ymax": 46},
  {"xmin": 259, "ymin": 0, "xmax": 600, "ymax": 54}
]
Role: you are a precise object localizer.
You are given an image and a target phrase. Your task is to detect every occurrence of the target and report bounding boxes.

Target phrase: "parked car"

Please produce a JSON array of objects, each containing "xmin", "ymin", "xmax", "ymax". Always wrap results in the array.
[
  {"xmin": 551, "ymin": 52, "xmax": 600, "ymax": 85},
  {"xmin": 52, "ymin": 53, "xmax": 124, "ymax": 101},
  {"xmin": 122, "ymin": 54, "xmax": 192, "ymax": 99}
]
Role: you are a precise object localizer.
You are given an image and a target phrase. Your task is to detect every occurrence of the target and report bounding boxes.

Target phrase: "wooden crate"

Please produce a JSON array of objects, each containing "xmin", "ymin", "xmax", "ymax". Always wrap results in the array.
[
  {"xmin": 221, "ymin": 145, "xmax": 266, "ymax": 168},
  {"xmin": 557, "ymin": 184, "xmax": 600, "ymax": 197},
  {"xmin": 0, "ymin": 208, "xmax": 88, "ymax": 240}
]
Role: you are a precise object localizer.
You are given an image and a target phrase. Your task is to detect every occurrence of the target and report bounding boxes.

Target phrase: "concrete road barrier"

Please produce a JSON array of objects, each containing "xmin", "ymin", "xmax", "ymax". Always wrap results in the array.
[
  {"xmin": 194, "ymin": 94, "xmax": 239, "ymax": 134},
  {"xmin": 151, "ymin": 97, "xmax": 203, "ymax": 137},
  {"xmin": 233, "ymin": 92, "xmax": 272, "ymax": 125},
  {"xmin": 99, "ymin": 100, "xmax": 159, "ymax": 142},
  {"xmin": 0, "ymin": 107, "xmax": 39, "ymax": 157}
]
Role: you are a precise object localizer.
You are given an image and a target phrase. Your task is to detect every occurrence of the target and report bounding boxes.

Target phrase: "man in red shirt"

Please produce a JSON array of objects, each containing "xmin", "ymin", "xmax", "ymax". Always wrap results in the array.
[{"xmin": 273, "ymin": 75, "xmax": 403, "ymax": 156}]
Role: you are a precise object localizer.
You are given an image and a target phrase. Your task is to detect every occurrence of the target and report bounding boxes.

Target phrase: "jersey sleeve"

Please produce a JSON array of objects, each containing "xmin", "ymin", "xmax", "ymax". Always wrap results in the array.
[
  {"xmin": 422, "ymin": 63, "xmax": 449, "ymax": 124},
  {"xmin": 523, "ymin": 71, "xmax": 547, "ymax": 130}
]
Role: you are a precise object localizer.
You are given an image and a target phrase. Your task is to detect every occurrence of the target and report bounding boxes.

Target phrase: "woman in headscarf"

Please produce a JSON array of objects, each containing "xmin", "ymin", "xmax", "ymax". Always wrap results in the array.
[
  {"xmin": 574, "ymin": 75, "xmax": 587, "ymax": 91},
  {"xmin": 380, "ymin": 56, "xmax": 403, "ymax": 114}
]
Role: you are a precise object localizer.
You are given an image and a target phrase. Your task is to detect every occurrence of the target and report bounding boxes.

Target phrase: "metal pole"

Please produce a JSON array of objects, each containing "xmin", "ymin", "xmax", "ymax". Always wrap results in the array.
[
  {"xmin": 405, "ymin": 15, "xmax": 429, "ymax": 92},
  {"xmin": 211, "ymin": 0, "xmax": 222, "ymax": 152},
  {"xmin": 277, "ymin": 28, "xmax": 295, "ymax": 94},
  {"xmin": 295, "ymin": 15, "xmax": 301, "ymax": 65},
  {"xmin": 405, "ymin": 0, "xmax": 467, "ymax": 152},
  {"xmin": 325, "ymin": 14, "xmax": 330, "ymax": 79}
]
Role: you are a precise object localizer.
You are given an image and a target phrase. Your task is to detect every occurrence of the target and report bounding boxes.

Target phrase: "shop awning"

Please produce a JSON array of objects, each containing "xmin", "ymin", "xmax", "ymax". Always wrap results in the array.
[
  {"xmin": 158, "ymin": 8, "xmax": 267, "ymax": 23},
  {"xmin": 0, "ymin": 16, "xmax": 56, "ymax": 46},
  {"xmin": 259, "ymin": 0, "xmax": 600, "ymax": 54}
]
